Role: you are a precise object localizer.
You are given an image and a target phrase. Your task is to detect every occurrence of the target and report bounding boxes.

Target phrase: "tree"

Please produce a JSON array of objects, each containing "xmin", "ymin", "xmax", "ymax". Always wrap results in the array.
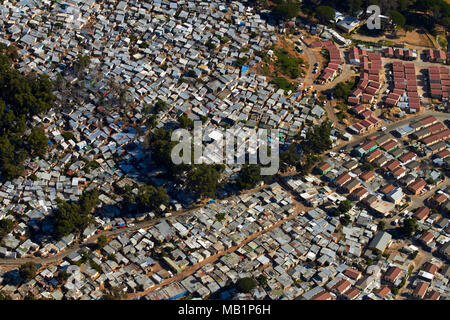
[
  {"xmin": 97, "ymin": 235, "xmax": 108, "ymax": 249},
  {"xmin": 237, "ymin": 164, "xmax": 262, "ymax": 190},
  {"xmin": 187, "ymin": 164, "xmax": 223, "ymax": 198},
  {"xmin": 28, "ymin": 127, "xmax": 48, "ymax": 157},
  {"xmin": 402, "ymin": 218, "xmax": 418, "ymax": 236},
  {"xmin": 178, "ymin": 114, "xmax": 194, "ymax": 130},
  {"xmin": 74, "ymin": 54, "xmax": 90, "ymax": 76},
  {"xmin": 0, "ymin": 218, "xmax": 15, "ymax": 241},
  {"xmin": 340, "ymin": 214, "xmax": 351, "ymax": 226},
  {"xmin": 53, "ymin": 190, "xmax": 99, "ymax": 239},
  {"xmin": 19, "ymin": 262, "xmax": 37, "ymax": 282},
  {"xmin": 153, "ymin": 99, "xmax": 167, "ymax": 114},
  {"xmin": 379, "ymin": 220, "xmax": 386, "ymax": 230},
  {"xmin": 136, "ymin": 184, "xmax": 169, "ymax": 214},
  {"xmin": 335, "ymin": 200, "xmax": 352, "ymax": 216},
  {"xmin": 389, "ymin": 10, "xmax": 406, "ymax": 28},
  {"xmin": 315, "ymin": 6, "xmax": 335, "ymax": 23},
  {"xmin": 272, "ymin": 1, "xmax": 301, "ymax": 20},
  {"xmin": 237, "ymin": 277, "xmax": 258, "ymax": 293},
  {"xmin": 334, "ymin": 81, "xmax": 354, "ymax": 100}
]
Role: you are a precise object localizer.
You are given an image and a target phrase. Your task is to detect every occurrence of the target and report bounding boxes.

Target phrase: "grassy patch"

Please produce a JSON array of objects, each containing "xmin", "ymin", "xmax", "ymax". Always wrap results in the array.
[
  {"xmin": 270, "ymin": 77, "xmax": 296, "ymax": 93},
  {"xmin": 274, "ymin": 49, "xmax": 303, "ymax": 79}
]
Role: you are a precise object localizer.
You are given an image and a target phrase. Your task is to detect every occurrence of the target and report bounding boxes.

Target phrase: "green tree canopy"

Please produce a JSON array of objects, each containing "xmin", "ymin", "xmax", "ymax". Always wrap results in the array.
[
  {"xmin": 28, "ymin": 127, "xmax": 48, "ymax": 157},
  {"xmin": 272, "ymin": 1, "xmax": 301, "ymax": 20},
  {"xmin": 315, "ymin": 6, "xmax": 335, "ymax": 23},
  {"xmin": 402, "ymin": 218, "xmax": 418, "ymax": 236},
  {"xmin": 236, "ymin": 164, "xmax": 262, "ymax": 190},
  {"xmin": 19, "ymin": 262, "xmax": 37, "ymax": 282},
  {"xmin": 389, "ymin": 10, "xmax": 406, "ymax": 28},
  {"xmin": 136, "ymin": 184, "xmax": 169, "ymax": 214},
  {"xmin": 187, "ymin": 164, "xmax": 224, "ymax": 198},
  {"xmin": 237, "ymin": 277, "xmax": 258, "ymax": 293}
]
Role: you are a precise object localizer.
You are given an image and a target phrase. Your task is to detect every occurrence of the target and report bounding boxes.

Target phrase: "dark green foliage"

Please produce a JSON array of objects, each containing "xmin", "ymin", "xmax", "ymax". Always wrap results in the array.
[
  {"xmin": 272, "ymin": 0, "xmax": 301, "ymax": 20},
  {"xmin": 73, "ymin": 54, "xmax": 90, "ymax": 76},
  {"xmin": 236, "ymin": 56, "xmax": 249, "ymax": 68},
  {"xmin": 340, "ymin": 214, "xmax": 351, "ymax": 226},
  {"xmin": 187, "ymin": 164, "xmax": 224, "ymax": 198},
  {"xmin": 274, "ymin": 49, "xmax": 303, "ymax": 79},
  {"xmin": 216, "ymin": 212, "xmax": 226, "ymax": 221},
  {"xmin": 237, "ymin": 277, "xmax": 258, "ymax": 293},
  {"xmin": 56, "ymin": 270, "xmax": 70, "ymax": 283},
  {"xmin": 334, "ymin": 80, "xmax": 355, "ymax": 100},
  {"xmin": 53, "ymin": 190, "xmax": 99, "ymax": 239},
  {"xmin": 237, "ymin": 164, "xmax": 262, "ymax": 190},
  {"xmin": 302, "ymin": 121, "xmax": 333, "ymax": 154},
  {"xmin": 153, "ymin": 99, "xmax": 167, "ymax": 114},
  {"xmin": 315, "ymin": 6, "xmax": 335, "ymax": 23},
  {"xmin": 206, "ymin": 39, "xmax": 216, "ymax": 50},
  {"xmin": 270, "ymin": 77, "xmax": 296, "ymax": 92},
  {"xmin": 19, "ymin": 262, "xmax": 37, "ymax": 282},
  {"xmin": 409, "ymin": 250, "xmax": 418, "ymax": 259},
  {"xmin": 135, "ymin": 184, "xmax": 169, "ymax": 214},
  {"xmin": 0, "ymin": 218, "xmax": 15, "ymax": 241},
  {"xmin": 402, "ymin": 218, "xmax": 418, "ymax": 236},
  {"xmin": 178, "ymin": 113, "xmax": 194, "ymax": 130},
  {"xmin": 97, "ymin": 235, "xmax": 108, "ymax": 249},
  {"xmin": 0, "ymin": 53, "xmax": 54, "ymax": 180},
  {"xmin": 61, "ymin": 131, "xmax": 74, "ymax": 141},
  {"xmin": 378, "ymin": 220, "xmax": 385, "ymax": 230},
  {"xmin": 28, "ymin": 127, "xmax": 48, "ymax": 157},
  {"xmin": 334, "ymin": 200, "xmax": 352, "ymax": 216},
  {"xmin": 389, "ymin": 10, "xmax": 406, "ymax": 28}
]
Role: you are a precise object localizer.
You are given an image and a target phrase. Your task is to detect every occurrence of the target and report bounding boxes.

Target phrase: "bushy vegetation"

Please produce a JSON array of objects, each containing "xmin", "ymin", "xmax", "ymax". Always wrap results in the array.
[
  {"xmin": 187, "ymin": 164, "xmax": 224, "ymax": 198},
  {"xmin": 274, "ymin": 49, "xmax": 303, "ymax": 79},
  {"xmin": 236, "ymin": 164, "xmax": 263, "ymax": 190},
  {"xmin": 333, "ymin": 79, "xmax": 355, "ymax": 100},
  {"xmin": 0, "ymin": 52, "xmax": 54, "ymax": 180},
  {"xmin": 237, "ymin": 277, "xmax": 258, "ymax": 293},
  {"xmin": 270, "ymin": 77, "xmax": 296, "ymax": 92},
  {"xmin": 271, "ymin": 0, "xmax": 301, "ymax": 20},
  {"xmin": 402, "ymin": 217, "xmax": 418, "ymax": 236},
  {"xmin": 19, "ymin": 262, "xmax": 37, "ymax": 282},
  {"xmin": 53, "ymin": 190, "xmax": 100, "ymax": 239},
  {"xmin": 0, "ymin": 218, "xmax": 15, "ymax": 242},
  {"xmin": 315, "ymin": 6, "xmax": 335, "ymax": 23}
]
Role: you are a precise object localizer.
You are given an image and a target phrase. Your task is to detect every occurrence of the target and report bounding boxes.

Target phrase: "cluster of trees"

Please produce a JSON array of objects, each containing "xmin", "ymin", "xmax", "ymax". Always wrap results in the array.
[
  {"xmin": 53, "ymin": 190, "xmax": 100, "ymax": 239},
  {"xmin": 0, "ymin": 53, "xmax": 54, "ymax": 180},
  {"xmin": 237, "ymin": 277, "xmax": 258, "ymax": 293},
  {"xmin": 0, "ymin": 218, "xmax": 15, "ymax": 242},
  {"xmin": 270, "ymin": 77, "xmax": 296, "ymax": 92},
  {"xmin": 187, "ymin": 164, "xmax": 224, "ymax": 199},
  {"xmin": 19, "ymin": 262, "xmax": 37, "ymax": 282},
  {"xmin": 271, "ymin": 0, "xmax": 302, "ymax": 20},
  {"xmin": 280, "ymin": 121, "xmax": 331, "ymax": 174},
  {"xmin": 302, "ymin": 120, "xmax": 333, "ymax": 155},
  {"xmin": 401, "ymin": 217, "xmax": 418, "ymax": 236},
  {"xmin": 120, "ymin": 183, "xmax": 170, "ymax": 215},
  {"xmin": 334, "ymin": 79, "xmax": 356, "ymax": 100},
  {"xmin": 236, "ymin": 164, "xmax": 263, "ymax": 190},
  {"xmin": 302, "ymin": 0, "xmax": 449, "ymax": 30},
  {"xmin": 144, "ymin": 127, "xmax": 226, "ymax": 199}
]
